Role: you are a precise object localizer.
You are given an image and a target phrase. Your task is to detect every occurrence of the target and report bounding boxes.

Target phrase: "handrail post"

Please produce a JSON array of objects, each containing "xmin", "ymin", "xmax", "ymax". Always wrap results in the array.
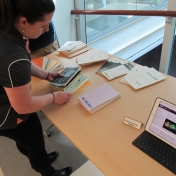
[
  {"xmin": 74, "ymin": 0, "xmax": 87, "ymax": 43},
  {"xmin": 159, "ymin": 0, "xmax": 176, "ymax": 74}
]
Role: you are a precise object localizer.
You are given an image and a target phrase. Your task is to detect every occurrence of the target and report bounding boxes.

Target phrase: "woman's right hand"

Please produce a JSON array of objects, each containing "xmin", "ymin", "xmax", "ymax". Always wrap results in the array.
[{"xmin": 53, "ymin": 92, "xmax": 72, "ymax": 104}]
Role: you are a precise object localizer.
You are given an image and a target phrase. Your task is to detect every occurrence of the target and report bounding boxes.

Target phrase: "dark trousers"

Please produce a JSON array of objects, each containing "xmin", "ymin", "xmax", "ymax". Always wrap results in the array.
[{"xmin": 0, "ymin": 113, "xmax": 54, "ymax": 176}]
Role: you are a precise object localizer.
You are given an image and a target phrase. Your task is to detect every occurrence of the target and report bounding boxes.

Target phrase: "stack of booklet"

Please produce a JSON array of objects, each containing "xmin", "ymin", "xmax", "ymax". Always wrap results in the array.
[
  {"xmin": 57, "ymin": 41, "xmax": 90, "ymax": 59},
  {"xmin": 50, "ymin": 66, "xmax": 91, "ymax": 93},
  {"xmin": 32, "ymin": 57, "xmax": 63, "ymax": 72},
  {"xmin": 76, "ymin": 49, "xmax": 109, "ymax": 66},
  {"xmin": 96, "ymin": 57, "xmax": 134, "ymax": 80},
  {"xmin": 78, "ymin": 83, "xmax": 121, "ymax": 114},
  {"xmin": 120, "ymin": 65, "xmax": 166, "ymax": 89}
]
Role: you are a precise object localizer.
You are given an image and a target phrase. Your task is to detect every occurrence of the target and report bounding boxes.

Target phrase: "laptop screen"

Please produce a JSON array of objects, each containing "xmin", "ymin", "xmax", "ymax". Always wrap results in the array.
[{"xmin": 145, "ymin": 98, "xmax": 176, "ymax": 148}]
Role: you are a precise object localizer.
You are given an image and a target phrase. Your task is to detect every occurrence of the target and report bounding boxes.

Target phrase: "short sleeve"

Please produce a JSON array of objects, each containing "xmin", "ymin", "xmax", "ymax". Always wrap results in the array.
[{"xmin": 1, "ymin": 59, "xmax": 31, "ymax": 88}]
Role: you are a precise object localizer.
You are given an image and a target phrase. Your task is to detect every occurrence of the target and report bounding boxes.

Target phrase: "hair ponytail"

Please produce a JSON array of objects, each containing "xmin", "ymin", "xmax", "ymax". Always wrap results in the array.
[
  {"xmin": 0, "ymin": 0, "xmax": 15, "ymax": 32},
  {"xmin": 0, "ymin": 0, "xmax": 55, "ymax": 32}
]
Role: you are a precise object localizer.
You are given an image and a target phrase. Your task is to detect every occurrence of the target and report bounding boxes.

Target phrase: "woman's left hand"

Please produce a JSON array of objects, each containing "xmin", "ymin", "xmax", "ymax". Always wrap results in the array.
[{"xmin": 47, "ymin": 72, "xmax": 63, "ymax": 82}]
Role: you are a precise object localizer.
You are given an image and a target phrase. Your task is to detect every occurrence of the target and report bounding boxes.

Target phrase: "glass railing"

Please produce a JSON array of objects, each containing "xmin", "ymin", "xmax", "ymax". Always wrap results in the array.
[
  {"xmin": 74, "ymin": 0, "xmax": 176, "ymax": 76},
  {"xmin": 85, "ymin": 0, "xmax": 168, "ymax": 38}
]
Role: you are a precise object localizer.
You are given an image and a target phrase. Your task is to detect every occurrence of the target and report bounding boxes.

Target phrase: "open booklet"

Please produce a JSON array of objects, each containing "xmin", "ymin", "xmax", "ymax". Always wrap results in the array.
[
  {"xmin": 120, "ymin": 65, "xmax": 166, "ymax": 89},
  {"xmin": 50, "ymin": 67, "xmax": 81, "ymax": 87},
  {"xmin": 96, "ymin": 57, "xmax": 134, "ymax": 80},
  {"xmin": 78, "ymin": 83, "xmax": 121, "ymax": 114}
]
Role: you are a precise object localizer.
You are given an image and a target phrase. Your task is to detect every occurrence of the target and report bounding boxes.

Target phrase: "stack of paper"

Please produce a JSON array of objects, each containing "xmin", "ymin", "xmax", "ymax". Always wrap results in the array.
[
  {"xmin": 57, "ymin": 41, "xmax": 90, "ymax": 59},
  {"xmin": 78, "ymin": 83, "xmax": 121, "ymax": 114},
  {"xmin": 50, "ymin": 67, "xmax": 91, "ymax": 93},
  {"xmin": 32, "ymin": 57, "xmax": 63, "ymax": 72},
  {"xmin": 96, "ymin": 57, "xmax": 134, "ymax": 80},
  {"xmin": 76, "ymin": 49, "xmax": 109, "ymax": 66},
  {"xmin": 120, "ymin": 65, "xmax": 166, "ymax": 89}
]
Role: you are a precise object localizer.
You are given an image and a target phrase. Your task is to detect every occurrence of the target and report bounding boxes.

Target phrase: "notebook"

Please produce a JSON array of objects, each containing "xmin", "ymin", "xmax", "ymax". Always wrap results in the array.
[
  {"xmin": 57, "ymin": 41, "xmax": 90, "ymax": 59},
  {"xmin": 32, "ymin": 57, "xmax": 63, "ymax": 72},
  {"xmin": 132, "ymin": 97, "xmax": 176, "ymax": 174},
  {"xmin": 120, "ymin": 65, "xmax": 166, "ymax": 89},
  {"xmin": 78, "ymin": 83, "xmax": 121, "ymax": 114},
  {"xmin": 57, "ymin": 41, "xmax": 81, "ymax": 51},
  {"xmin": 76, "ymin": 49, "xmax": 109, "ymax": 66},
  {"xmin": 96, "ymin": 57, "xmax": 134, "ymax": 80}
]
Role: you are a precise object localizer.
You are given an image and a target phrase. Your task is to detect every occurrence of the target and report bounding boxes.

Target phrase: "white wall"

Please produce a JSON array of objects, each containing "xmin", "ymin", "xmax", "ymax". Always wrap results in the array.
[{"xmin": 53, "ymin": 0, "xmax": 77, "ymax": 46}]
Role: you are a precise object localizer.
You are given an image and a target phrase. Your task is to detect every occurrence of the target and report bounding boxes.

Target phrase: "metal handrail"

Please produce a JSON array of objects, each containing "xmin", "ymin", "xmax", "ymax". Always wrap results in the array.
[{"xmin": 71, "ymin": 10, "xmax": 176, "ymax": 17}]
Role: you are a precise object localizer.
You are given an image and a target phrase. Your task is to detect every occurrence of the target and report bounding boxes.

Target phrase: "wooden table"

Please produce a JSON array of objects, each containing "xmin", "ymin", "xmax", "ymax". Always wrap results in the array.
[{"xmin": 31, "ymin": 51, "xmax": 176, "ymax": 176}]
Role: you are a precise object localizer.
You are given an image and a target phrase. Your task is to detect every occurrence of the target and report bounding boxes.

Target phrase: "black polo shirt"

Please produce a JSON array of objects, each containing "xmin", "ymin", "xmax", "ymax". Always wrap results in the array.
[{"xmin": 0, "ymin": 27, "xmax": 31, "ymax": 130}]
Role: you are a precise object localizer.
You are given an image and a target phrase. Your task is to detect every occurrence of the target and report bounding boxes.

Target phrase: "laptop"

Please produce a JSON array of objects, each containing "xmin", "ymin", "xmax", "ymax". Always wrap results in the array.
[{"xmin": 132, "ymin": 97, "xmax": 176, "ymax": 174}]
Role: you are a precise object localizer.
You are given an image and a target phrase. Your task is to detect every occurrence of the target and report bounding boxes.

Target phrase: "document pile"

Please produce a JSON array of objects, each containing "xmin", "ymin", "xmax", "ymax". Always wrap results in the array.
[
  {"xmin": 57, "ymin": 41, "xmax": 90, "ymax": 59},
  {"xmin": 78, "ymin": 83, "xmax": 121, "ymax": 114},
  {"xmin": 32, "ymin": 57, "xmax": 63, "ymax": 72},
  {"xmin": 120, "ymin": 65, "xmax": 166, "ymax": 89},
  {"xmin": 96, "ymin": 57, "xmax": 134, "ymax": 80},
  {"xmin": 50, "ymin": 67, "xmax": 91, "ymax": 93},
  {"xmin": 76, "ymin": 49, "xmax": 109, "ymax": 66}
]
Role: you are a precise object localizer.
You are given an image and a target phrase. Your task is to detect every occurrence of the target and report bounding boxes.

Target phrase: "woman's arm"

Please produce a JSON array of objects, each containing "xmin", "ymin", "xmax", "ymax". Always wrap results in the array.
[
  {"xmin": 31, "ymin": 62, "xmax": 48, "ymax": 79},
  {"xmin": 4, "ymin": 83, "xmax": 72, "ymax": 114},
  {"xmin": 31, "ymin": 62, "xmax": 63, "ymax": 81}
]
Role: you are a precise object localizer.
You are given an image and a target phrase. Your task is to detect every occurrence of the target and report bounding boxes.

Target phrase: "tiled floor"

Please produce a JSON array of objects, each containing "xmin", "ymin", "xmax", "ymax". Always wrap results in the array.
[
  {"xmin": 0, "ymin": 160, "xmax": 105, "ymax": 176},
  {"xmin": 71, "ymin": 161, "xmax": 104, "ymax": 176}
]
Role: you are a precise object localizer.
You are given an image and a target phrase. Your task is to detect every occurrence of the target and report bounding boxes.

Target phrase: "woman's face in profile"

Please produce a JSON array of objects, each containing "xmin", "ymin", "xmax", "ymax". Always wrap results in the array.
[{"xmin": 23, "ymin": 12, "xmax": 54, "ymax": 39}]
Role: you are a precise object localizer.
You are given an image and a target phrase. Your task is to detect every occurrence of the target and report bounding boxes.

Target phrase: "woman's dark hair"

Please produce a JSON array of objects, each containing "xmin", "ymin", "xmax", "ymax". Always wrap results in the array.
[{"xmin": 0, "ymin": 0, "xmax": 55, "ymax": 32}]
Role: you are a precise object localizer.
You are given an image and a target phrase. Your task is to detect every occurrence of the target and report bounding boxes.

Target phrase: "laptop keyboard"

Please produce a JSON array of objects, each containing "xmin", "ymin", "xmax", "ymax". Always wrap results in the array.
[{"xmin": 132, "ymin": 131, "xmax": 176, "ymax": 174}]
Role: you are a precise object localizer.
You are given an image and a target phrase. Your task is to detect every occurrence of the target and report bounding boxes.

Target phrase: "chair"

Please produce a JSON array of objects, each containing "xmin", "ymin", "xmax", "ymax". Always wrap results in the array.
[{"xmin": 43, "ymin": 123, "xmax": 54, "ymax": 137}]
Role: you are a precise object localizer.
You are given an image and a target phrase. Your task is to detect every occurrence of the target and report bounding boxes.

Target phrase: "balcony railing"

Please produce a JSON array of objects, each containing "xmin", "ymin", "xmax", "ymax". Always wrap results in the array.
[{"xmin": 71, "ymin": 10, "xmax": 176, "ymax": 17}]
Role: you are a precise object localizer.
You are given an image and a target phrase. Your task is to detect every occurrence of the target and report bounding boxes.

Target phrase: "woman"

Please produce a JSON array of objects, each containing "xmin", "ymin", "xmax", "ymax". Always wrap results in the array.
[
  {"xmin": 29, "ymin": 21, "xmax": 60, "ymax": 60},
  {"xmin": 0, "ymin": 0, "xmax": 72, "ymax": 176}
]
